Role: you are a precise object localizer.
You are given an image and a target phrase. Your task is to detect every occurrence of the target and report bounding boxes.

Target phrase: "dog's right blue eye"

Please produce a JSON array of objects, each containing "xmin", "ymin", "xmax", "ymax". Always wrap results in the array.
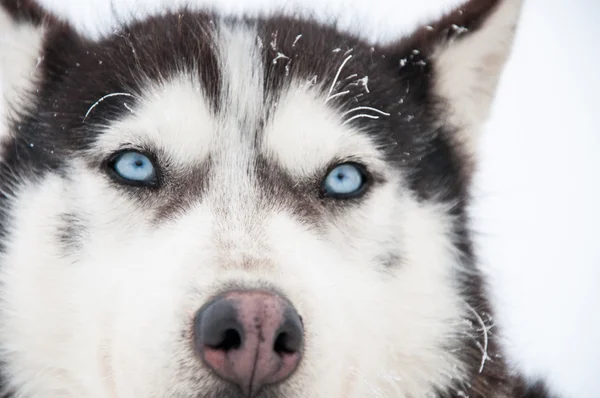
[{"xmin": 110, "ymin": 151, "xmax": 157, "ymax": 185}]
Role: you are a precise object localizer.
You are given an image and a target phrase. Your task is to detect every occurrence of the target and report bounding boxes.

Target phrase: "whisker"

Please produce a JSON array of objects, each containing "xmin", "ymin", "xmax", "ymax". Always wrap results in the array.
[
  {"xmin": 342, "ymin": 113, "xmax": 380, "ymax": 125},
  {"xmin": 465, "ymin": 302, "xmax": 490, "ymax": 374},
  {"xmin": 326, "ymin": 55, "xmax": 353, "ymax": 101},
  {"xmin": 342, "ymin": 106, "xmax": 390, "ymax": 117},
  {"xmin": 83, "ymin": 92, "xmax": 134, "ymax": 122},
  {"xmin": 326, "ymin": 90, "xmax": 350, "ymax": 103},
  {"xmin": 292, "ymin": 34, "xmax": 302, "ymax": 47},
  {"xmin": 123, "ymin": 102, "xmax": 135, "ymax": 114}
]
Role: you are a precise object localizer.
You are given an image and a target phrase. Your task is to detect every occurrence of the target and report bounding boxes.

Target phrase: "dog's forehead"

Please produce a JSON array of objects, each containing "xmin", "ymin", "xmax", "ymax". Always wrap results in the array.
[
  {"xmin": 79, "ymin": 13, "xmax": 379, "ymax": 116},
  {"xmin": 88, "ymin": 16, "xmax": 398, "ymax": 170},
  {"xmin": 21, "ymin": 10, "xmax": 463, "ymax": 204}
]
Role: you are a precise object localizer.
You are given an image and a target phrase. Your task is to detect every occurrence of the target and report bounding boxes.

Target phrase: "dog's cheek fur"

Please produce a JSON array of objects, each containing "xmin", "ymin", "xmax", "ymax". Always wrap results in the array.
[
  {"xmin": 269, "ymin": 195, "xmax": 472, "ymax": 396},
  {"xmin": 0, "ymin": 168, "xmax": 213, "ymax": 397}
]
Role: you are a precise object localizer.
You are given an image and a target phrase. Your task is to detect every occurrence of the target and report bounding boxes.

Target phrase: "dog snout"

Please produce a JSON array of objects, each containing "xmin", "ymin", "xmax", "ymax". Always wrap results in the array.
[{"xmin": 194, "ymin": 290, "xmax": 304, "ymax": 396}]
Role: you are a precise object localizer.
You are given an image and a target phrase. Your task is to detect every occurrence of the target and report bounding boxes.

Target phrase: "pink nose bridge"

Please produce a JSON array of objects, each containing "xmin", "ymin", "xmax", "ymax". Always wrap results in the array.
[{"xmin": 194, "ymin": 291, "xmax": 304, "ymax": 396}]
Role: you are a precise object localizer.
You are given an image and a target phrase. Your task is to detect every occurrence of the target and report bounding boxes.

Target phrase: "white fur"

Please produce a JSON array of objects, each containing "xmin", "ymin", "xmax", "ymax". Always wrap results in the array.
[
  {"xmin": 262, "ymin": 86, "xmax": 386, "ymax": 178},
  {"xmin": 92, "ymin": 77, "xmax": 215, "ymax": 165},
  {"xmin": 0, "ymin": 8, "xmax": 45, "ymax": 155},
  {"xmin": 432, "ymin": 0, "xmax": 524, "ymax": 155}
]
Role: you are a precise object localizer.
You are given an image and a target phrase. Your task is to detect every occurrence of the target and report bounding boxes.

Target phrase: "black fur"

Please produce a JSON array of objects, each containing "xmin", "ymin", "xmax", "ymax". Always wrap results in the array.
[
  {"xmin": 0, "ymin": 0, "xmax": 45, "ymax": 23},
  {"xmin": 513, "ymin": 379, "xmax": 559, "ymax": 398}
]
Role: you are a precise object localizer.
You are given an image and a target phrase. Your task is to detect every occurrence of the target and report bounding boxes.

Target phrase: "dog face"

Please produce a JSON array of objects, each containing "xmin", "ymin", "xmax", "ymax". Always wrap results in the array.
[{"xmin": 0, "ymin": 0, "xmax": 522, "ymax": 397}]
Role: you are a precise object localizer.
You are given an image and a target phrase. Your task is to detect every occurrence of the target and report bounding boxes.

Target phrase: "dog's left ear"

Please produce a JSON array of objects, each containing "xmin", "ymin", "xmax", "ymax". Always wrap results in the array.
[{"xmin": 389, "ymin": 0, "xmax": 524, "ymax": 154}]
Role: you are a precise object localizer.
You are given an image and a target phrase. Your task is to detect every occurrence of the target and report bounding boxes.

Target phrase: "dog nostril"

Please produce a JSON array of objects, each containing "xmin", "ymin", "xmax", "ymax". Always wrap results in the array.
[
  {"xmin": 274, "ymin": 322, "xmax": 303, "ymax": 355},
  {"xmin": 274, "ymin": 307, "xmax": 304, "ymax": 355},
  {"xmin": 213, "ymin": 328, "xmax": 242, "ymax": 351},
  {"xmin": 274, "ymin": 332, "xmax": 295, "ymax": 354},
  {"xmin": 195, "ymin": 297, "xmax": 243, "ymax": 352}
]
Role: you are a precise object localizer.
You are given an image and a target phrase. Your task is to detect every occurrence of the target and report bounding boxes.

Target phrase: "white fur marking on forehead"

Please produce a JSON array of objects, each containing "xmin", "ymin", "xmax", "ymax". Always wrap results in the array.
[
  {"xmin": 204, "ymin": 24, "xmax": 267, "ymax": 212},
  {"xmin": 92, "ymin": 76, "xmax": 214, "ymax": 164},
  {"xmin": 215, "ymin": 23, "xmax": 264, "ymax": 147},
  {"xmin": 262, "ymin": 87, "xmax": 384, "ymax": 178}
]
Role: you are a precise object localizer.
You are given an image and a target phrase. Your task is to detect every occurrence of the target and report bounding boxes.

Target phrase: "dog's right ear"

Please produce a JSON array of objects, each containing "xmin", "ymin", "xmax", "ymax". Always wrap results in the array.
[
  {"xmin": 1, "ymin": 0, "xmax": 77, "ymax": 125},
  {"xmin": 2, "ymin": 0, "xmax": 51, "ymax": 108}
]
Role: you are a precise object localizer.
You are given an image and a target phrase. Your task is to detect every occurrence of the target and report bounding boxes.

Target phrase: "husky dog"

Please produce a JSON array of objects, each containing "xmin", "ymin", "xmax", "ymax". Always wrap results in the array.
[{"xmin": 0, "ymin": 0, "xmax": 554, "ymax": 396}]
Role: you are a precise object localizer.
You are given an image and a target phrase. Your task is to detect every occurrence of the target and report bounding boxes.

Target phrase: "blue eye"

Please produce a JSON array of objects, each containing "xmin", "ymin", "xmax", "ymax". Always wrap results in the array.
[
  {"xmin": 322, "ymin": 163, "xmax": 367, "ymax": 198},
  {"xmin": 110, "ymin": 151, "xmax": 157, "ymax": 185}
]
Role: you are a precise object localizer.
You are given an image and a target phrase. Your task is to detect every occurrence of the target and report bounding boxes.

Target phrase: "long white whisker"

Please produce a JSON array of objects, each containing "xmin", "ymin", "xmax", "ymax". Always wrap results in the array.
[
  {"xmin": 342, "ymin": 114, "xmax": 379, "ymax": 125},
  {"xmin": 465, "ymin": 302, "xmax": 490, "ymax": 374},
  {"xmin": 83, "ymin": 92, "xmax": 134, "ymax": 122},
  {"xmin": 326, "ymin": 55, "xmax": 353, "ymax": 100},
  {"xmin": 342, "ymin": 106, "xmax": 390, "ymax": 117},
  {"xmin": 326, "ymin": 90, "xmax": 350, "ymax": 103}
]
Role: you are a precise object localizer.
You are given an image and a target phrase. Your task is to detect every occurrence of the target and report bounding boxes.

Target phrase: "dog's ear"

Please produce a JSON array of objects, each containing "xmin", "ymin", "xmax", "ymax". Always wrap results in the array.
[
  {"xmin": 388, "ymin": 0, "xmax": 524, "ymax": 155},
  {"xmin": 2, "ymin": 0, "xmax": 52, "ymax": 107},
  {"xmin": 1, "ymin": 0, "xmax": 77, "ymax": 131}
]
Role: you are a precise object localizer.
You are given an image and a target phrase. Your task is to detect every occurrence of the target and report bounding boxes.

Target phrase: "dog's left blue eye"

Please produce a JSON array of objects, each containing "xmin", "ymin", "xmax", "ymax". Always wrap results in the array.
[
  {"xmin": 111, "ymin": 151, "xmax": 156, "ymax": 185},
  {"xmin": 322, "ymin": 163, "xmax": 366, "ymax": 198}
]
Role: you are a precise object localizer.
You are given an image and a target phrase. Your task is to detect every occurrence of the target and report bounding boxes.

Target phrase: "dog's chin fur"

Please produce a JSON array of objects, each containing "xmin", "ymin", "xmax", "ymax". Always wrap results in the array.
[{"xmin": 0, "ymin": 0, "xmax": 551, "ymax": 397}]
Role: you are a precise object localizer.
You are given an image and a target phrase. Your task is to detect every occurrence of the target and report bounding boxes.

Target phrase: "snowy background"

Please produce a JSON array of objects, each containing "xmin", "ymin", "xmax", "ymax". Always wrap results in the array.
[{"xmin": 9, "ymin": 0, "xmax": 600, "ymax": 396}]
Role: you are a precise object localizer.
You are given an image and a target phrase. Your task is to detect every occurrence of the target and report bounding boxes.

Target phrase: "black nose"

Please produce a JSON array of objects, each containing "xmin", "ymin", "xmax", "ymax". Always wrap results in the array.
[{"xmin": 194, "ymin": 291, "xmax": 304, "ymax": 396}]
